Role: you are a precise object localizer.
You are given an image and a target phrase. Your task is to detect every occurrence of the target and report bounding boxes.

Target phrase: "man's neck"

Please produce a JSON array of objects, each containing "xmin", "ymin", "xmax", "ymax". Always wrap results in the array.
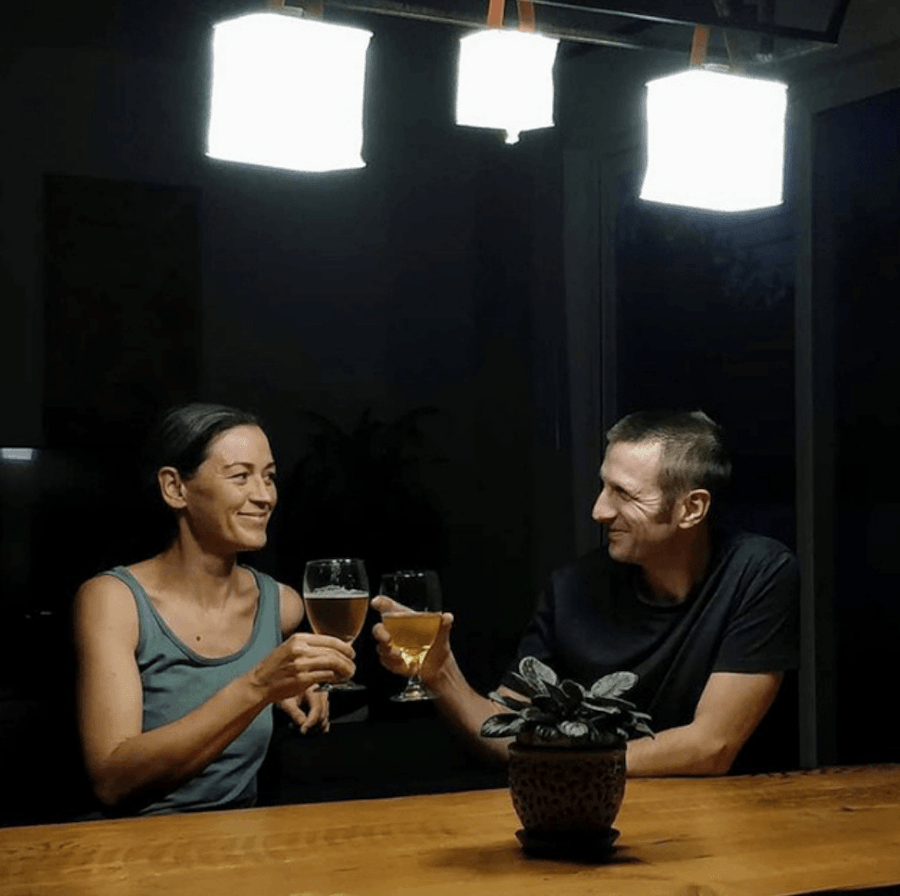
[{"xmin": 639, "ymin": 527, "xmax": 712, "ymax": 606}]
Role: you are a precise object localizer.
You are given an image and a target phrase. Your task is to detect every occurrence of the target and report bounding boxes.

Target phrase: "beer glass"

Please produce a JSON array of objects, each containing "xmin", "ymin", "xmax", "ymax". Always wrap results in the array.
[
  {"xmin": 378, "ymin": 569, "xmax": 442, "ymax": 702},
  {"xmin": 303, "ymin": 558, "xmax": 369, "ymax": 691}
]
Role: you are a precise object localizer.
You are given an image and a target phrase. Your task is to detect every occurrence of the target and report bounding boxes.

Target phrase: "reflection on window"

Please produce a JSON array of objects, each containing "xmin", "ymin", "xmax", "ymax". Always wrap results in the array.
[{"xmin": 1, "ymin": 448, "xmax": 36, "ymax": 463}]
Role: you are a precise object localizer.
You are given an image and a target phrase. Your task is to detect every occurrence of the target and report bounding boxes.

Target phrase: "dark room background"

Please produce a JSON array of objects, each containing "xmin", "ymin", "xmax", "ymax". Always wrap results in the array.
[{"xmin": 2, "ymin": 0, "xmax": 899, "ymax": 825}]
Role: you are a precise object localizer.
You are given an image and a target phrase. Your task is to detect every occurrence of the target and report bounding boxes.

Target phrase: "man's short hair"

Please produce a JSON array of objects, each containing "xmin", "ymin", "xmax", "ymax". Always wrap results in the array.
[{"xmin": 606, "ymin": 410, "xmax": 732, "ymax": 510}]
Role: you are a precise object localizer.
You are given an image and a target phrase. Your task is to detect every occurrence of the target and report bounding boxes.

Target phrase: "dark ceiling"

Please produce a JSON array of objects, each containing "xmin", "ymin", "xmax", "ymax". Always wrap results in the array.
[{"xmin": 3, "ymin": 0, "xmax": 852, "ymax": 67}]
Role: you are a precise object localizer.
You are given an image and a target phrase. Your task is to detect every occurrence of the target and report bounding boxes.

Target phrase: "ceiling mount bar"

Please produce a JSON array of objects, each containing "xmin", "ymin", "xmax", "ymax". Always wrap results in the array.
[
  {"xmin": 320, "ymin": 0, "xmax": 655, "ymax": 50},
  {"xmin": 520, "ymin": 0, "xmax": 845, "ymax": 45},
  {"xmin": 302, "ymin": 0, "xmax": 849, "ymax": 54}
]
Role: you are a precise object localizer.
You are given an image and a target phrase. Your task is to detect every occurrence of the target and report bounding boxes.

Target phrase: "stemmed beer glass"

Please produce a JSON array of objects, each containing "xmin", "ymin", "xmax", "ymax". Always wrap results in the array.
[
  {"xmin": 378, "ymin": 570, "xmax": 443, "ymax": 702},
  {"xmin": 302, "ymin": 558, "xmax": 369, "ymax": 692}
]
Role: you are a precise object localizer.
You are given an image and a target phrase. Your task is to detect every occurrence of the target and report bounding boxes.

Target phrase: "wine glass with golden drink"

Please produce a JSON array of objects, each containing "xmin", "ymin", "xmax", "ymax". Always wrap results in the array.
[
  {"xmin": 378, "ymin": 569, "xmax": 443, "ymax": 702},
  {"xmin": 303, "ymin": 558, "xmax": 369, "ymax": 692}
]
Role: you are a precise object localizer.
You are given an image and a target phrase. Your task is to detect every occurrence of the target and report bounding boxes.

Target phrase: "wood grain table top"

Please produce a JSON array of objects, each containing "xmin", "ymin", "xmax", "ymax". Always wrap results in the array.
[{"xmin": 2, "ymin": 764, "xmax": 899, "ymax": 896}]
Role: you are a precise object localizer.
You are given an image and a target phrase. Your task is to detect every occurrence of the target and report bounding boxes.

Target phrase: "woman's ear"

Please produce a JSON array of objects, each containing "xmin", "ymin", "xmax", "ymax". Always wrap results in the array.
[
  {"xmin": 158, "ymin": 467, "xmax": 187, "ymax": 510},
  {"xmin": 678, "ymin": 488, "xmax": 711, "ymax": 529}
]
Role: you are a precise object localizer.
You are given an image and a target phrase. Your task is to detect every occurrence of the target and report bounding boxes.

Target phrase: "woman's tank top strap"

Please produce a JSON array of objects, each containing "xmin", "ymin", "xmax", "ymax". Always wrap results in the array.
[{"xmin": 100, "ymin": 565, "xmax": 282, "ymax": 663}]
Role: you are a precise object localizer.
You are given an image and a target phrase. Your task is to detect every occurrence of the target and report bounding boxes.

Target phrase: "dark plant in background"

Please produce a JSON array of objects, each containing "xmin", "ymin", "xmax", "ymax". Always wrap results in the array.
[
  {"xmin": 481, "ymin": 657, "xmax": 653, "ymax": 747},
  {"xmin": 275, "ymin": 405, "xmax": 447, "ymax": 593}
]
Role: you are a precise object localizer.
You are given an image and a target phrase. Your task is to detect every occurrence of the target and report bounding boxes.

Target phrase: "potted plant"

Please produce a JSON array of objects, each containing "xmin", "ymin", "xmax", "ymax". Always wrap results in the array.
[{"xmin": 481, "ymin": 656, "xmax": 653, "ymax": 858}]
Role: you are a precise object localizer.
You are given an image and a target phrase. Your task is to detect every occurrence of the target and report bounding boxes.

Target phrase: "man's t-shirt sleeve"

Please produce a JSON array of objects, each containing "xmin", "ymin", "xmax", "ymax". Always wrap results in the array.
[{"xmin": 713, "ymin": 548, "xmax": 800, "ymax": 674}]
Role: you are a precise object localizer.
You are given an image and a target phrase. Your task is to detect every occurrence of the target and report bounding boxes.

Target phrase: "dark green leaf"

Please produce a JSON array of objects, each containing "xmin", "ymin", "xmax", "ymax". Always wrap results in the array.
[
  {"xmin": 545, "ymin": 681, "xmax": 577, "ymax": 708},
  {"xmin": 488, "ymin": 690, "xmax": 531, "ymax": 711},
  {"xmin": 535, "ymin": 725, "xmax": 561, "ymax": 741},
  {"xmin": 530, "ymin": 694, "xmax": 559, "ymax": 713},
  {"xmin": 590, "ymin": 671, "xmax": 638, "ymax": 699},
  {"xmin": 559, "ymin": 721, "xmax": 591, "ymax": 739},
  {"xmin": 480, "ymin": 714, "xmax": 525, "ymax": 738},
  {"xmin": 507, "ymin": 671, "xmax": 545, "ymax": 699},
  {"xmin": 519, "ymin": 657, "xmax": 558, "ymax": 687},
  {"xmin": 561, "ymin": 679, "xmax": 586, "ymax": 701}
]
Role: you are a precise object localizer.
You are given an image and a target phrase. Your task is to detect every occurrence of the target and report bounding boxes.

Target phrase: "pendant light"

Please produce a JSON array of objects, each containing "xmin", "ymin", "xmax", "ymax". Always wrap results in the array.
[
  {"xmin": 207, "ymin": 7, "xmax": 372, "ymax": 173},
  {"xmin": 639, "ymin": 26, "xmax": 787, "ymax": 212},
  {"xmin": 456, "ymin": 0, "xmax": 558, "ymax": 145}
]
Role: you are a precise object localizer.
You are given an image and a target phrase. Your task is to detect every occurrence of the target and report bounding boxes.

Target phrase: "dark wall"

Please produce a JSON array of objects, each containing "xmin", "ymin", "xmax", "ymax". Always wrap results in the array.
[
  {"xmin": 0, "ymin": 2, "xmax": 581, "ymax": 825},
  {"xmin": 1, "ymin": 5, "xmax": 576, "ymax": 699},
  {"xmin": 816, "ymin": 86, "xmax": 900, "ymax": 765}
]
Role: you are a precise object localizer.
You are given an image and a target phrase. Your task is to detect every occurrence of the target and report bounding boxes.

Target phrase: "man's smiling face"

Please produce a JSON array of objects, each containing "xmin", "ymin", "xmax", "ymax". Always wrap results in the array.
[{"xmin": 591, "ymin": 440, "xmax": 681, "ymax": 566}]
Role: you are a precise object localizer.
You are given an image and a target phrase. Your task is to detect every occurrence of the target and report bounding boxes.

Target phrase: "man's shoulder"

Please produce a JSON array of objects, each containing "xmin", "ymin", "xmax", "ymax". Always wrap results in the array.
[
  {"xmin": 711, "ymin": 530, "xmax": 799, "ymax": 605},
  {"xmin": 716, "ymin": 529, "xmax": 796, "ymax": 567}
]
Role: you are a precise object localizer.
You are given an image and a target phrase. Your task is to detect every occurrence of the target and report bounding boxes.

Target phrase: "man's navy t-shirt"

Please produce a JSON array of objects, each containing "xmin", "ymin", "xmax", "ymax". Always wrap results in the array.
[{"xmin": 503, "ymin": 531, "xmax": 799, "ymax": 733}]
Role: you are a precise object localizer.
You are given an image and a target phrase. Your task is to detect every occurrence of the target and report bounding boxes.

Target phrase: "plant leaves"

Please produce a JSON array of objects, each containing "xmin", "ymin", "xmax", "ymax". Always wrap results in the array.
[
  {"xmin": 506, "ymin": 671, "xmax": 545, "ymax": 699},
  {"xmin": 559, "ymin": 720, "xmax": 591, "ymax": 739},
  {"xmin": 480, "ymin": 714, "xmax": 526, "ymax": 738},
  {"xmin": 530, "ymin": 694, "xmax": 559, "ymax": 713},
  {"xmin": 545, "ymin": 681, "xmax": 577, "ymax": 709},
  {"xmin": 535, "ymin": 724, "xmax": 561, "ymax": 741},
  {"xmin": 561, "ymin": 679, "xmax": 586, "ymax": 701},
  {"xmin": 487, "ymin": 690, "xmax": 531, "ymax": 711},
  {"xmin": 633, "ymin": 720, "xmax": 655, "ymax": 738},
  {"xmin": 519, "ymin": 656, "xmax": 558, "ymax": 688},
  {"xmin": 590, "ymin": 671, "xmax": 638, "ymax": 699}
]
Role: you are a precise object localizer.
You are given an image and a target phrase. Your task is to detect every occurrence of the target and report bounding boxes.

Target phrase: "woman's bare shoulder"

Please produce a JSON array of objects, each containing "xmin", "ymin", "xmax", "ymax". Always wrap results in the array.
[
  {"xmin": 278, "ymin": 581, "xmax": 304, "ymax": 636},
  {"xmin": 74, "ymin": 570, "xmax": 140, "ymax": 645}
]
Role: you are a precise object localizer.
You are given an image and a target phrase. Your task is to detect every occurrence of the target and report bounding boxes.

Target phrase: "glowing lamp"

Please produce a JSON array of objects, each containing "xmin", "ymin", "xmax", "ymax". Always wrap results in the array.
[
  {"xmin": 207, "ymin": 13, "xmax": 372, "ymax": 173},
  {"xmin": 639, "ymin": 68, "xmax": 788, "ymax": 212},
  {"xmin": 456, "ymin": 30, "xmax": 559, "ymax": 145}
]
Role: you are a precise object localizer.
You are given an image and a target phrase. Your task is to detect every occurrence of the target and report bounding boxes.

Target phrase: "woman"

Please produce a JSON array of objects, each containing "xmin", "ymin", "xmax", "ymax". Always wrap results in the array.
[{"xmin": 74, "ymin": 403, "xmax": 355, "ymax": 815}]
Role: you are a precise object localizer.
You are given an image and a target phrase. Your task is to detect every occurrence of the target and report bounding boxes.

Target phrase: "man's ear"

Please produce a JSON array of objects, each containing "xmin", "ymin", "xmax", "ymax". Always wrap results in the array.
[
  {"xmin": 158, "ymin": 467, "xmax": 187, "ymax": 510},
  {"xmin": 678, "ymin": 488, "xmax": 711, "ymax": 529}
]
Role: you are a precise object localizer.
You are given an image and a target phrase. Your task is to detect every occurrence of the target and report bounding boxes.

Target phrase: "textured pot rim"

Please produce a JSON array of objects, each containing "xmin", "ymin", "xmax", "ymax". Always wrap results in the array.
[{"xmin": 511, "ymin": 736, "xmax": 628, "ymax": 752}]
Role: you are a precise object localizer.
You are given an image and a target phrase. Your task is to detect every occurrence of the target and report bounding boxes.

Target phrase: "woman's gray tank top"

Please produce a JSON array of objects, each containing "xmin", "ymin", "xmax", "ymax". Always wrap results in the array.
[{"xmin": 103, "ymin": 565, "xmax": 281, "ymax": 815}]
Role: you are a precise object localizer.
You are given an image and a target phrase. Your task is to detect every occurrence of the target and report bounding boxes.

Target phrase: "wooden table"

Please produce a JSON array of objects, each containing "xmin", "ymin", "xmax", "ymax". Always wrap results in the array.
[{"xmin": 2, "ymin": 765, "xmax": 899, "ymax": 896}]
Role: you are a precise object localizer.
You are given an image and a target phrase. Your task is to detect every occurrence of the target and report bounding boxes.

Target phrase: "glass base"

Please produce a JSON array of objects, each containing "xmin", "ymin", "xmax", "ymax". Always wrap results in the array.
[
  {"xmin": 390, "ymin": 685, "xmax": 435, "ymax": 702},
  {"xmin": 320, "ymin": 680, "xmax": 367, "ymax": 692}
]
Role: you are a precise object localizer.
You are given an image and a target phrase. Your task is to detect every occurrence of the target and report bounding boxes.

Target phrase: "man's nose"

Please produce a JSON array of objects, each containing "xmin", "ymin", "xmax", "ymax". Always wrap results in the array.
[{"xmin": 592, "ymin": 488, "xmax": 614, "ymax": 522}]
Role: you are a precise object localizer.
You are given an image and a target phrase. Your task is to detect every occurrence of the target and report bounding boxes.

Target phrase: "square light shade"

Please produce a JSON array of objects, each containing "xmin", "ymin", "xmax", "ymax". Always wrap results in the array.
[
  {"xmin": 456, "ymin": 30, "xmax": 559, "ymax": 145},
  {"xmin": 639, "ymin": 69, "xmax": 788, "ymax": 212},
  {"xmin": 207, "ymin": 13, "xmax": 372, "ymax": 173}
]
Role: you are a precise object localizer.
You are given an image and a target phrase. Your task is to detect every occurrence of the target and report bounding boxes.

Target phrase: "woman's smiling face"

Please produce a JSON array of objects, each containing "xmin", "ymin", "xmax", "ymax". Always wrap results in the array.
[{"xmin": 178, "ymin": 424, "xmax": 277, "ymax": 553}]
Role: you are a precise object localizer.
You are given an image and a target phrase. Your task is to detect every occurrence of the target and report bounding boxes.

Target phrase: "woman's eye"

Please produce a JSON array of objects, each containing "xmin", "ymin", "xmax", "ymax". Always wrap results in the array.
[{"xmin": 232, "ymin": 473, "xmax": 249, "ymax": 482}]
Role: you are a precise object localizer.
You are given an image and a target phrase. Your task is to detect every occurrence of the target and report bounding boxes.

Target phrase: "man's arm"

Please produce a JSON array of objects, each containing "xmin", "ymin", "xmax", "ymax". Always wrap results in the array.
[
  {"xmin": 626, "ymin": 670, "xmax": 783, "ymax": 776},
  {"xmin": 371, "ymin": 596, "xmax": 511, "ymax": 763}
]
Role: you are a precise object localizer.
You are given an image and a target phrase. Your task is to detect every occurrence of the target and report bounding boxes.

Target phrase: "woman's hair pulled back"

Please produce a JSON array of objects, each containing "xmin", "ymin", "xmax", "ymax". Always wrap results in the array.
[{"xmin": 144, "ymin": 402, "xmax": 261, "ymax": 487}]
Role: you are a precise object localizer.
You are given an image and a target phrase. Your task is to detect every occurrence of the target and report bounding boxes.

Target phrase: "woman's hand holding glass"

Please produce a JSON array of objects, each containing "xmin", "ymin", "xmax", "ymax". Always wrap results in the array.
[
  {"xmin": 249, "ymin": 631, "xmax": 356, "ymax": 704},
  {"xmin": 373, "ymin": 570, "xmax": 450, "ymax": 702}
]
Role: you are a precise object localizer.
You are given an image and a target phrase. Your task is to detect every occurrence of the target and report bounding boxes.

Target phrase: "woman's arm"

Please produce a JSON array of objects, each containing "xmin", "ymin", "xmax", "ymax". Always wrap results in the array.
[{"xmin": 74, "ymin": 575, "xmax": 354, "ymax": 807}]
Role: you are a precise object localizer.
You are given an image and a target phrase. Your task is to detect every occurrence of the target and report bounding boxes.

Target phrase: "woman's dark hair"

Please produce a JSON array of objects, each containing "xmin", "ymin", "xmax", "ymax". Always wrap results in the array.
[
  {"xmin": 143, "ymin": 402, "xmax": 262, "ymax": 488},
  {"xmin": 135, "ymin": 402, "xmax": 262, "ymax": 553}
]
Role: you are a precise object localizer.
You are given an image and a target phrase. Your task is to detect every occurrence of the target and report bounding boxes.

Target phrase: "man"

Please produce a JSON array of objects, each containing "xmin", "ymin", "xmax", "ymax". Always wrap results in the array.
[{"xmin": 372, "ymin": 410, "xmax": 799, "ymax": 776}]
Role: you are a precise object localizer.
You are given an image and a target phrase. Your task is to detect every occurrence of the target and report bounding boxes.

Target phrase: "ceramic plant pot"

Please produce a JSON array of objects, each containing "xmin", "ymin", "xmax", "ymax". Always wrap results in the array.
[{"xmin": 507, "ymin": 742, "xmax": 627, "ymax": 858}]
